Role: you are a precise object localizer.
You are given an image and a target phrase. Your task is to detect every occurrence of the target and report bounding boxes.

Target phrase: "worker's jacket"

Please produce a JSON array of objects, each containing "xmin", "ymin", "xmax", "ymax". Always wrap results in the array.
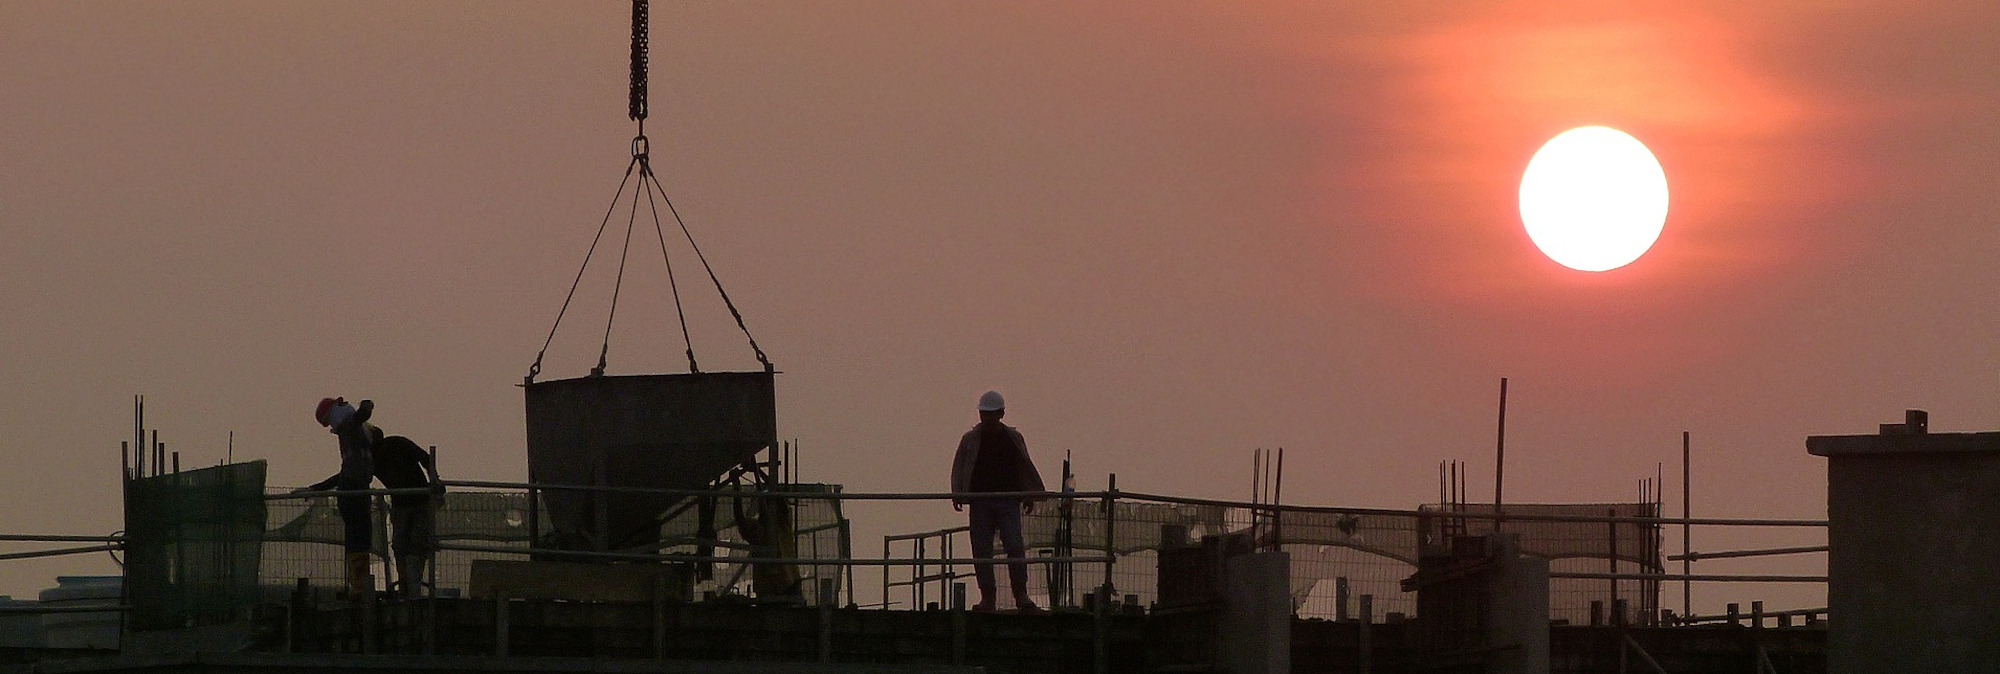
[{"xmin": 949, "ymin": 423, "xmax": 1046, "ymax": 503}]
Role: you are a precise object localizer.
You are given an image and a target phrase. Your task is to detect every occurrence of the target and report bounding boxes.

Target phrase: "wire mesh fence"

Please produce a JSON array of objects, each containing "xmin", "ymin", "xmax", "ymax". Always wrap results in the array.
[
  {"xmin": 259, "ymin": 483, "xmax": 851, "ymax": 605},
  {"xmin": 191, "ymin": 479, "xmax": 1818, "ymax": 627},
  {"xmin": 877, "ymin": 493, "xmax": 1806, "ymax": 625}
]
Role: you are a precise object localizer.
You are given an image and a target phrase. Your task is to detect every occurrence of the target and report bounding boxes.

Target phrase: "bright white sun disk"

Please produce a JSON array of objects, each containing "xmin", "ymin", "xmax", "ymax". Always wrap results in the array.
[{"xmin": 1519, "ymin": 126, "xmax": 1669, "ymax": 272}]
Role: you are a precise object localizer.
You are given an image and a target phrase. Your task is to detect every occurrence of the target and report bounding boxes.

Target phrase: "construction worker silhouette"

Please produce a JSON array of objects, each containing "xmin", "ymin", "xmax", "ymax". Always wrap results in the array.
[
  {"xmin": 949, "ymin": 390, "xmax": 1046, "ymax": 612},
  {"xmin": 307, "ymin": 397, "xmax": 377, "ymax": 596}
]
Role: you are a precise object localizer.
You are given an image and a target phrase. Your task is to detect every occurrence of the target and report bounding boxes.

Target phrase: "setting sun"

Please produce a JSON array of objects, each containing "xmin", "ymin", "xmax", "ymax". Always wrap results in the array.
[{"xmin": 1519, "ymin": 126, "xmax": 1669, "ymax": 272}]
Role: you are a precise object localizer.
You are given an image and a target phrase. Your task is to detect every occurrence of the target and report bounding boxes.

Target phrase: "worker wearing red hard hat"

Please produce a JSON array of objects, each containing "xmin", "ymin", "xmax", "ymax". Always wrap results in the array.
[{"xmin": 304, "ymin": 396, "xmax": 378, "ymax": 596}]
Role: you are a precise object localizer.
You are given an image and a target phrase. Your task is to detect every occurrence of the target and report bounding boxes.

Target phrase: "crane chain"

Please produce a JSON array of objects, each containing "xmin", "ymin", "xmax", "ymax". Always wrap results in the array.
[{"xmin": 629, "ymin": 0, "xmax": 649, "ymax": 123}]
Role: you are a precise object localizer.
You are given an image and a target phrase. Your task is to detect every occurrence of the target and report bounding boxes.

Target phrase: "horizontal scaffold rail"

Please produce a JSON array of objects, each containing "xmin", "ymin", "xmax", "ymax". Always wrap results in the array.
[
  {"xmin": 0, "ymin": 544, "xmax": 120, "ymax": 562},
  {"xmin": 1550, "ymin": 571, "xmax": 1828, "ymax": 583},
  {"xmin": 1667, "ymin": 545, "xmax": 1829, "ymax": 562},
  {"xmin": 264, "ymin": 486, "xmax": 444, "ymax": 500},
  {"xmin": 439, "ymin": 479, "xmax": 1092, "ymax": 502},
  {"xmin": 882, "ymin": 526, "xmax": 970, "ymax": 542},
  {"xmin": 431, "ymin": 480, "xmax": 1825, "ymax": 527},
  {"xmin": 437, "ymin": 542, "xmax": 1109, "ymax": 567},
  {"xmin": 1119, "ymin": 491, "xmax": 1828, "ymax": 527},
  {"xmin": 0, "ymin": 604, "xmax": 132, "ymax": 615},
  {"xmin": 0, "ymin": 534, "xmax": 124, "ymax": 543}
]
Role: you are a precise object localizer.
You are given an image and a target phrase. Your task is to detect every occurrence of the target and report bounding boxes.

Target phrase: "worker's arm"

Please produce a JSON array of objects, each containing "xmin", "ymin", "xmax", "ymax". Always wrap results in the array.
[
  {"xmin": 304, "ymin": 473, "xmax": 341, "ymax": 492},
  {"xmin": 424, "ymin": 447, "xmax": 445, "ymax": 493}
]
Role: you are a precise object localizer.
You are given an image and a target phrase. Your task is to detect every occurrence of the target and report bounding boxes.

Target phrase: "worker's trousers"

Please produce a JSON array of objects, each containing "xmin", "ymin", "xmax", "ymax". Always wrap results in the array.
[
  {"xmin": 336, "ymin": 461, "xmax": 373, "ymax": 554},
  {"xmin": 966, "ymin": 499, "xmax": 1029, "ymax": 601}
]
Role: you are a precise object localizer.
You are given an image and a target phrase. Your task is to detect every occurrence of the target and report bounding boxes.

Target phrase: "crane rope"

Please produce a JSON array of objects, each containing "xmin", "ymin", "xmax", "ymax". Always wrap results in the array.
[
  {"xmin": 644, "ymin": 167, "xmax": 772, "ymax": 372},
  {"xmin": 640, "ymin": 157, "xmax": 701, "ymax": 373},
  {"xmin": 526, "ymin": 158, "xmax": 639, "ymax": 384},
  {"xmin": 594, "ymin": 156, "xmax": 646, "ymax": 378},
  {"xmin": 525, "ymin": 0, "xmax": 770, "ymax": 382}
]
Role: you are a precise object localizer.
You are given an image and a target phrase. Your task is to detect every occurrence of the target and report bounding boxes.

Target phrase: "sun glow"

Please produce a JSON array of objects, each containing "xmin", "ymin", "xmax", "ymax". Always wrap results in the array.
[{"xmin": 1518, "ymin": 126, "xmax": 1669, "ymax": 272}]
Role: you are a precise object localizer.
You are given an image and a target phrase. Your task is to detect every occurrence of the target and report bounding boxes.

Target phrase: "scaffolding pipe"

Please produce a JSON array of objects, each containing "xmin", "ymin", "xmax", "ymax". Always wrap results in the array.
[{"xmin": 1668, "ymin": 545, "xmax": 1829, "ymax": 562}]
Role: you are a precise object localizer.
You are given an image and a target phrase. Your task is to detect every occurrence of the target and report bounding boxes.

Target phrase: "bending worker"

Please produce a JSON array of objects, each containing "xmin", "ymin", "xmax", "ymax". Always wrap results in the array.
[
  {"xmin": 949, "ymin": 389, "xmax": 1046, "ymax": 612},
  {"xmin": 370, "ymin": 430, "xmax": 443, "ymax": 600},
  {"xmin": 307, "ymin": 396, "xmax": 377, "ymax": 596}
]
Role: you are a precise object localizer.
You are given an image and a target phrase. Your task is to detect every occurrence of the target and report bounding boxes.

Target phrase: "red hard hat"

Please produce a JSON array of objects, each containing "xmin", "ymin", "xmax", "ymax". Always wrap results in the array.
[{"xmin": 314, "ymin": 397, "xmax": 344, "ymax": 426}]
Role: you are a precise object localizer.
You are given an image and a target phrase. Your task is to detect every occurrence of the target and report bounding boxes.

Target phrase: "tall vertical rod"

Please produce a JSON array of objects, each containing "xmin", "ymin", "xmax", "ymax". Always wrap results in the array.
[
  {"xmin": 1451, "ymin": 461, "xmax": 1460, "ymax": 511},
  {"xmin": 1494, "ymin": 377, "xmax": 1508, "ymax": 528},
  {"xmin": 1607, "ymin": 507, "xmax": 1619, "ymax": 624},
  {"xmin": 1251, "ymin": 449, "xmax": 1264, "ymax": 541},
  {"xmin": 1272, "ymin": 447, "xmax": 1285, "ymax": 552},
  {"xmin": 1273, "ymin": 447, "xmax": 1285, "ymax": 505},
  {"xmin": 1103, "ymin": 473, "xmax": 1118, "ymax": 595},
  {"xmin": 1252, "ymin": 448, "xmax": 1262, "ymax": 504},
  {"xmin": 1681, "ymin": 431, "xmax": 1691, "ymax": 621},
  {"xmin": 136, "ymin": 396, "xmax": 145, "ymax": 478}
]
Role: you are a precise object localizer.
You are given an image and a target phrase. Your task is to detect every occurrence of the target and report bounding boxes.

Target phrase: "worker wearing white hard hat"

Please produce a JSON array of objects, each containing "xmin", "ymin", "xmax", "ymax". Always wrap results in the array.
[{"xmin": 948, "ymin": 389, "xmax": 1046, "ymax": 612}]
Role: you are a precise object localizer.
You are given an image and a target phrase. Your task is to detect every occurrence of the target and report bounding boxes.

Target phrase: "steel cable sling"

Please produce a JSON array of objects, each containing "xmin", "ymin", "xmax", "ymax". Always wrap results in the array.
[{"xmin": 525, "ymin": 0, "xmax": 770, "ymax": 382}]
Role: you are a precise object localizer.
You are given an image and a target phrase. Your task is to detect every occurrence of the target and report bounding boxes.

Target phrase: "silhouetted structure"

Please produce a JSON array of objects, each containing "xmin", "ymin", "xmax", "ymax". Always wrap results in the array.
[{"xmin": 1808, "ymin": 409, "xmax": 2000, "ymax": 673}]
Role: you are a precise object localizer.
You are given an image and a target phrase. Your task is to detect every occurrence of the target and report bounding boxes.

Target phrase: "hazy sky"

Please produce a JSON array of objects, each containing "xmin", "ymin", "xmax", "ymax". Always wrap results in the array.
[{"xmin": 4, "ymin": 1, "xmax": 1997, "ymax": 610}]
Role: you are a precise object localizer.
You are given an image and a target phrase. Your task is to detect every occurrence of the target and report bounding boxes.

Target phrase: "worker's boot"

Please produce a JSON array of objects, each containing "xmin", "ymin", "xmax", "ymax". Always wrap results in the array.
[
  {"xmin": 345, "ymin": 552, "xmax": 373, "ymax": 597},
  {"xmin": 398, "ymin": 556, "xmax": 424, "ymax": 600}
]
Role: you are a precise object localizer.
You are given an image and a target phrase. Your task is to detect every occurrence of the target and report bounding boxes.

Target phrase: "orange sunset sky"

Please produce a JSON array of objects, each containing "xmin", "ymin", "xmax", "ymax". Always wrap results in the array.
[{"xmin": 4, "ymin": 1, "xmax": 1999, "ymax": 613}]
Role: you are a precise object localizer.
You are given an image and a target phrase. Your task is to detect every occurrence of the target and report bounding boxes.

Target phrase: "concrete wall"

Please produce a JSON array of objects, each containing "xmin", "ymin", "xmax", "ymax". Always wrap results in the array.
[
  {"xmin": 1487, "ymin": 541, "xmax": 1549, "ymax": 674},
  {"xmin": 1808, "ymin": 426, "xmax": 2000, "ymax": 673},
  {"xmin": 1221, "ymin": 552, "xmax": 1290, "ymax": 674}
]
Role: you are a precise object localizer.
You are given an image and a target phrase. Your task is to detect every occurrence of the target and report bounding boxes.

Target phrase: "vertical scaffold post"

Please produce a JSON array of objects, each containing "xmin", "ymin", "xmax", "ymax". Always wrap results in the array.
[
  {"xmin": 817, "ymin": 578, "xmax": 835, "ymax": 662},
  {"xmin": 527, "ymin": 483, "xmax": 540, "ymax": 553},
  {"xmin": 1494, "ymin": 377, "xmax": 1509, "ymax": 529},
  {"xmin": 1095, "ymin": 474, "xmax": 1117, "ymax": 674},
  {"xmin": 1681, "ymin": 431, "xmax": 1692, "ymax": 621},
  {"xmin": 840, "ymin": 517, "xmax": 855, "ymax": 607},
  {"xmin": 950, "ymin": 582, "xmax": 967, "ymax": 665},
  {"xmin": 1103, "ymin": 473, "xmax": 1118, "ymax": 595},
  {"xmin": 1359, "ymin": 594, "xmax": 1374, "ymax": 674},
  {"xmin": 425, "ymin": 445, "xmax": 440, "ymax": 655},
  {"xmin": 1607, "ymin": 508, "xmax": 1620, "ymax": 625},
  {"xmin": 494, "ymin": 593, "xmax": 510, "ymax": 657}
]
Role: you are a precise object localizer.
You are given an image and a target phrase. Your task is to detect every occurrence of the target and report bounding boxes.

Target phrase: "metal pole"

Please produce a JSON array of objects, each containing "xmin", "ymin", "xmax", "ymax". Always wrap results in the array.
[
  {"xmin": 1102, "ymin": 473, "xmax": 1117, "ymax": 596},
  {"xmin": 1607, "ymin": 508, "xmax": 1619, "ymax": 625},
  {"xmin": 427, "ymin": 445, "xmax": 441, "ymax": 653},
  {"xmin": 1251, "ymin": 449, "xmax": 1262, "ymax": 542},
  {"xmin": 1494, "ymin": 377, "xmax": 1508, "ymax": 527},
  {"xmin": 1272, "ymin": 447, "xmax": 1284, "ymax": 551},
  {"xmin": 1096, "ymin": 473, "xmax": 1117, "ymax": 674},
  {"xmin": 840, "ymin": 518, "xmax": 854, "ymax": 607},
  {"xmin": 1681, "ymin": 431, "xmax": 1691, "ymax": 621},
  {"xmin": 1060, "ymin": 452, "xmax": 1073, "ymax": 608}
]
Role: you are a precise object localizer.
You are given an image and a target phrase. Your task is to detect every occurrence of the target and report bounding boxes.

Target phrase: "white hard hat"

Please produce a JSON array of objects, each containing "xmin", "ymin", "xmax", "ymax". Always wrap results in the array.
[{"xmin": 977, "ymin": 390, "xmax": 1005, "ymax": 412}]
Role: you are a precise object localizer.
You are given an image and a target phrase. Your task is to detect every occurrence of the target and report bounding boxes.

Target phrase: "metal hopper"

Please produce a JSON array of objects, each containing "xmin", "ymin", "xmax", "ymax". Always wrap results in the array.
[{"xmin": 524, "ymin": 370, "xmax": 777, "ymax": 551}]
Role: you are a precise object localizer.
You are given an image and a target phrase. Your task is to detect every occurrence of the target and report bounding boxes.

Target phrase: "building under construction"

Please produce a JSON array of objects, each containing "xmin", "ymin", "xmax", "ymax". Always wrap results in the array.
[
  {"xmin": 18, "ymin": 2, "xmax": 1998, "ymax": 672},
  {"xmin": 0, "ymin": 383, "xmax": 1873, "ymax": 674}
]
